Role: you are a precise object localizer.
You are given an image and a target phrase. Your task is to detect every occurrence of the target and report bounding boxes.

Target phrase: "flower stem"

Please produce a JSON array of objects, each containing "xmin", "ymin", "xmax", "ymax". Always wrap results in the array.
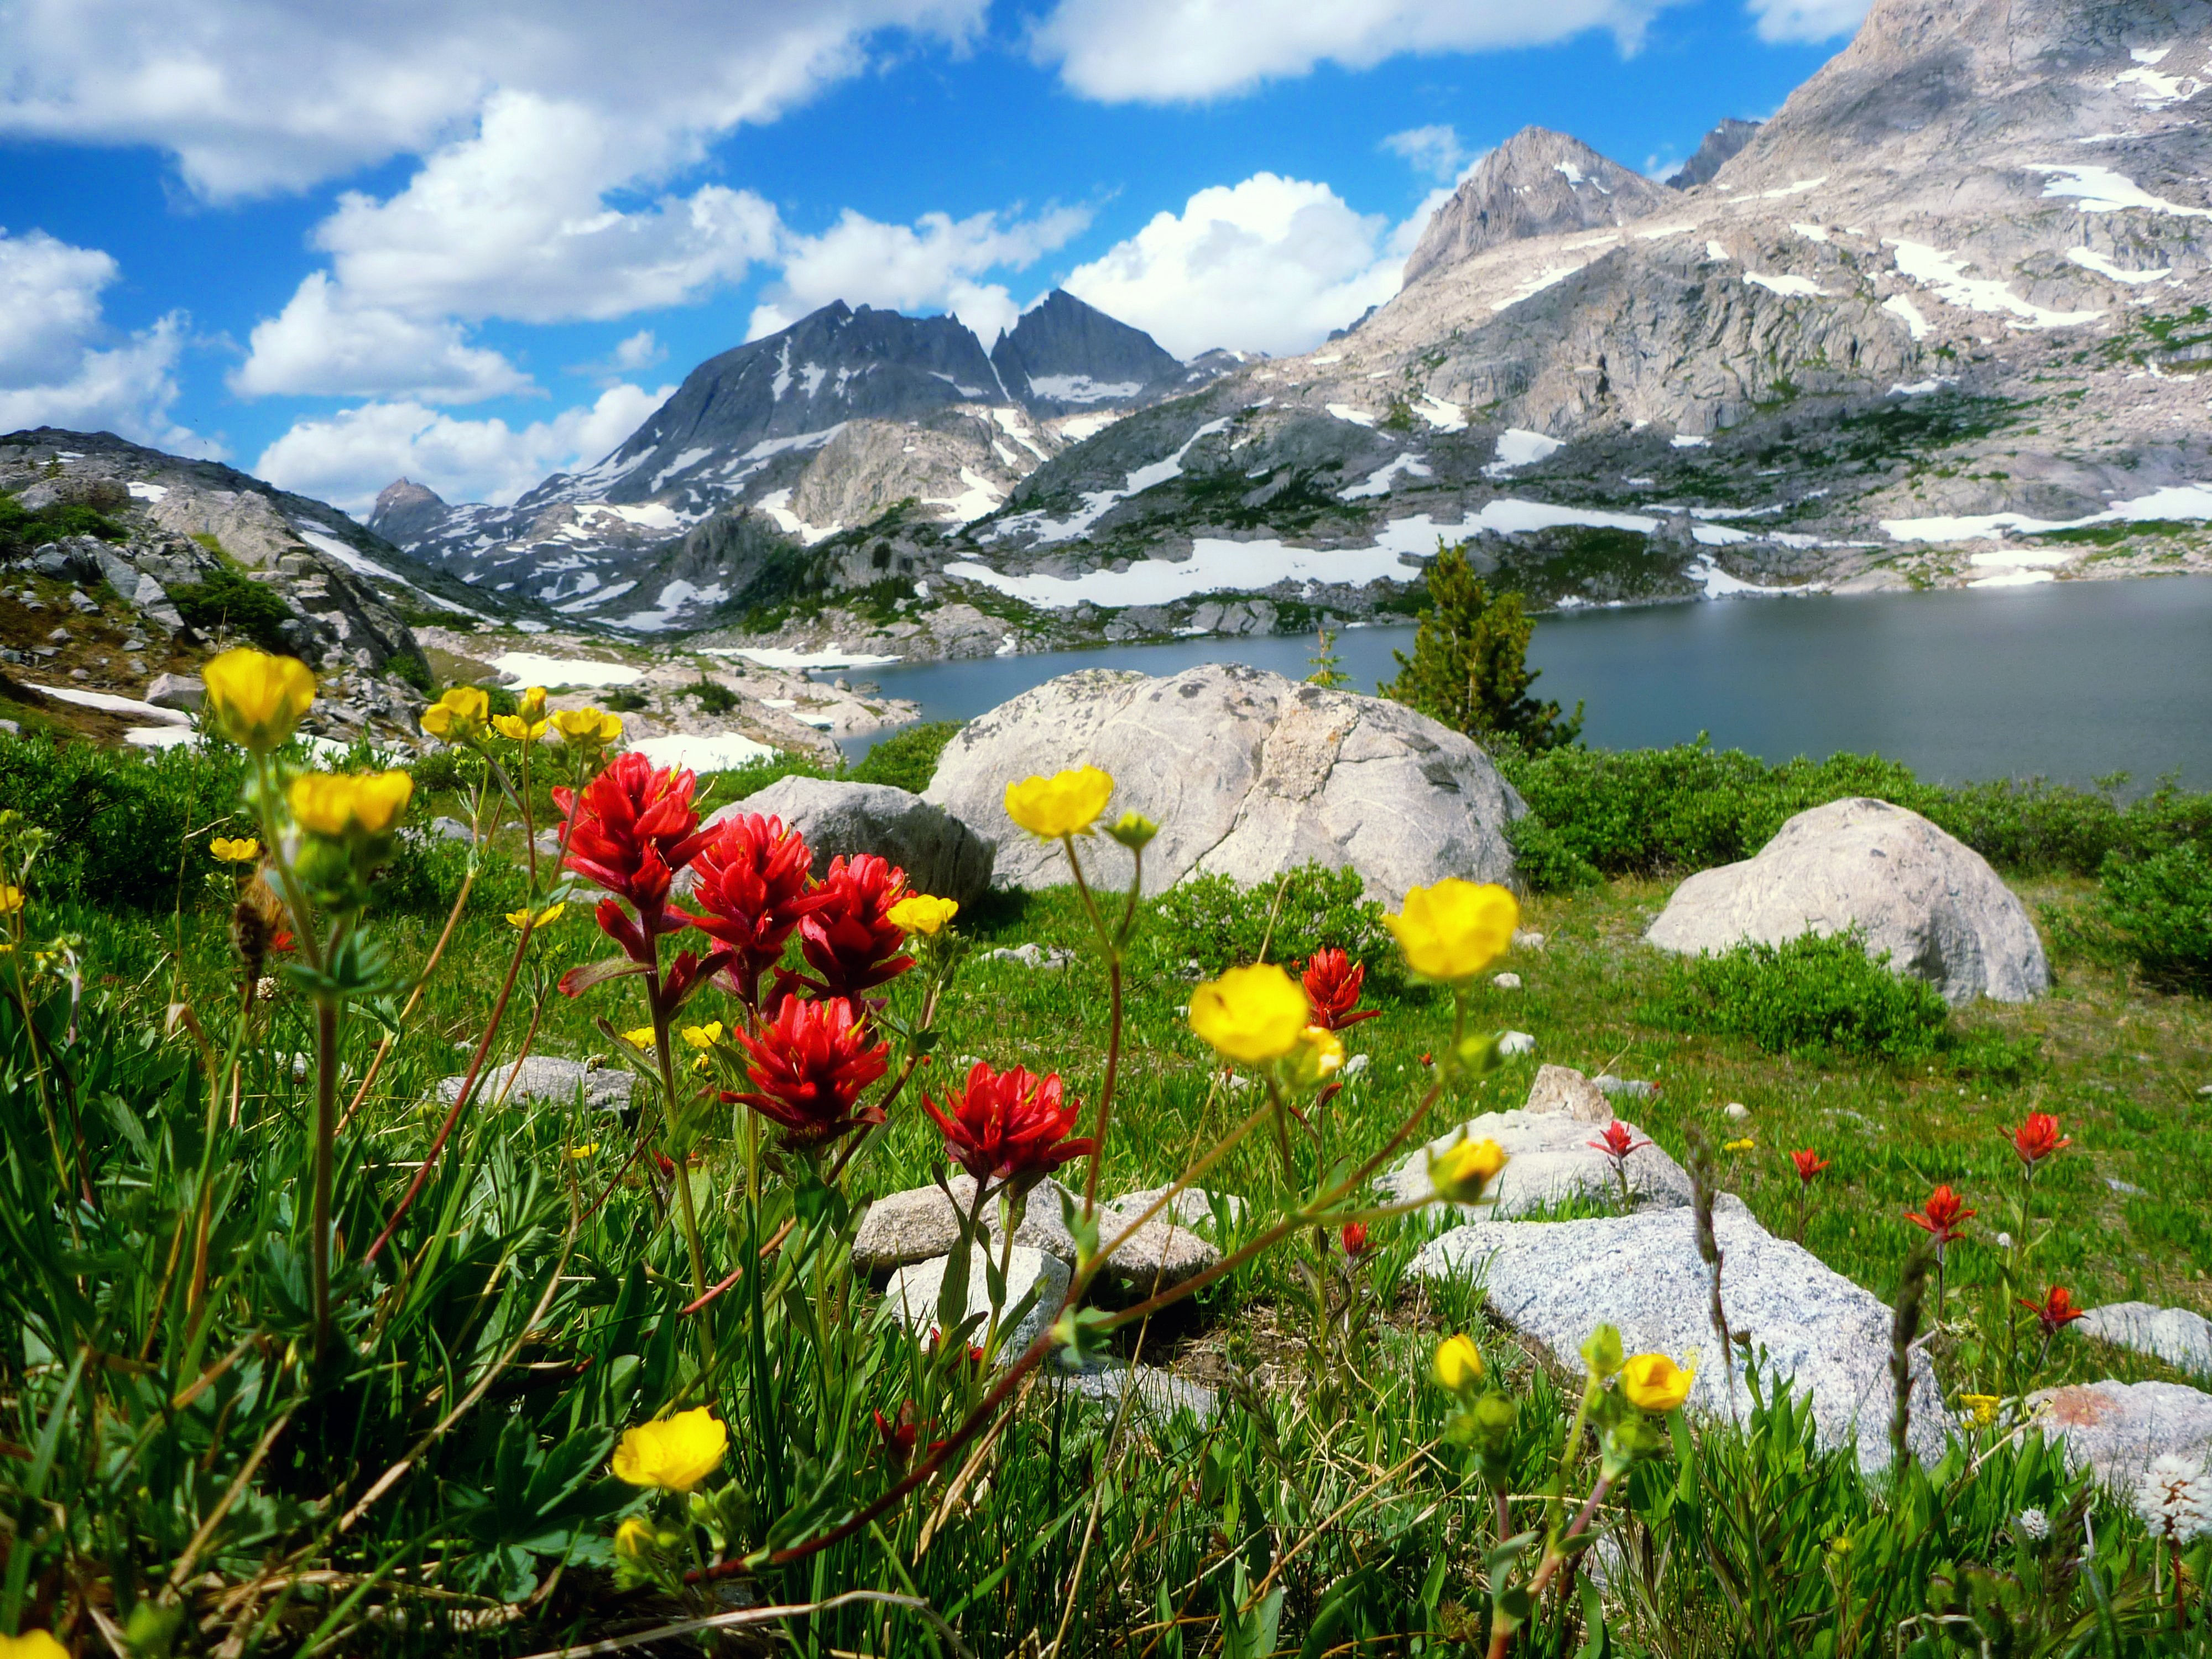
[{"xmin": 311, "ymin": 990, "xmax": 338, "ymax": 1359}]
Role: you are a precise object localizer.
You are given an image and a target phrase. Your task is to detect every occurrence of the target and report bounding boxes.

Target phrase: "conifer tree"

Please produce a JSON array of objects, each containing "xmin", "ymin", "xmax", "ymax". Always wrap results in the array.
[{"xmin": 1383, "ymin": 541, "xmax": 1582, "ymax": 750}]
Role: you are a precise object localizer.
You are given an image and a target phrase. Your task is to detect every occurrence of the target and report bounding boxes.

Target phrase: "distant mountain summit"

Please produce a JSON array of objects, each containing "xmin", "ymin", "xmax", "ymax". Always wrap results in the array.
[
  {"xmin": 1402, "ymin": 128, "xmax": 1670, "ymax": 285},
  {"xmin": 1667, "ymin": 118, "xmax": 1760, "ymax": 187},
  {"xmin": 988, "ymin": 289, "xmax": 1185, "ymax": 413}
]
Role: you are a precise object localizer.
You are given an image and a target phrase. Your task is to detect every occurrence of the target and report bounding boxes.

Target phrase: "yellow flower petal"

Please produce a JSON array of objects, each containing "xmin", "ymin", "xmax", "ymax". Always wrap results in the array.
[
  {"xmin": 1724, "ymin": 1136, "xmax": 1756, "ymax": 1153},
  {"xmin": 203, "ymin": 648, "xmax": 316, "ymax": 754},
  {"xmin": 0, "ymin": 1630, "xmax": 71, "ymax": 1659},
  {"xmin": 209, "ymin": 835, "xmax": 262, "ymax": 865},
  {"xmin": 886, "ymin": 894, "xmax": 959, "ymax": 936},
  {"xmin": 680, "ymin": 1021, "xmax": 723, "ymax": 1050},
  {"xmin": 518, "ymin": 686, "xmax": 548, "ymax": 722},
  {"xmin": 611, "ymin": 1406, "xmax": 728, "ymax": 1493},
  {"xmin": 0, "ymin": 885, "xmax": 22, "ymax": 917},
  {"xmin": 568, "ymin": 1142, "xmax": 601, "ymax": 1160},
  {"xmin": 492, "ymin": 713, "xmax": 549, "ymax": 742},
  {"xmin": 288, "ymin": 770, "xmax": 414, "ymax": 839},
  {"xmin": 553, "ymin": 707, "xmax": 623, "ymax": 747},
  {"xmin": 1284, "ymin": 1024, "xmax": 1344, "ymax": 1088},
  {"xmin": 1619, "ymin": 1352, "xmax": 1695, "ymax": 1413},
  {"xmin": 1188, "ymin": 962, "xmax": 1310, "ymax": 1064},
  {"xmin": 1003, "ymin": 766, "xmax": 1113, "ymax": 838},
  {"xmin": 1432, "ymin": 1332, "xmax": 1485, "ymax": 1394},
  {"xmin": 1427, "ymin": 1136, "xmax": 1509, "ymax": 1204},
  {"xmin": 420, "ymin": 685, "xmax": 490, "ymax": 744},
  {"xmin": 620, "ymin": 1026, "xmax": 656, "ymax": 1050},
  {"xmin": 1384, "ymin": 880, "xmax": 1519, "ymax": 983}
]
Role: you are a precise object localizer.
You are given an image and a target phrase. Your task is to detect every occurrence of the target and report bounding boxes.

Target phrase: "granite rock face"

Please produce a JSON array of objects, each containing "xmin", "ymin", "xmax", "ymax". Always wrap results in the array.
[
  {"xmin": 1646, "ymin": 798, "xmax": 2050, "ymax": 1005},
  {"xmin": 1404, "ymin": 127, "xmax": 1671, "ymax": 286},
  {"xmin": 1380, "ymin": 1108, "xmax": 1692, "ymax": 1217},
  {"xmin": 2028, "ymin": 1379, "xmax": 2212, "ymax": 1492},
  {"xmin": 1412, "ymin": 1202, "xmax": 1946, "ymax": 1471},
  {"xmin": 925, "ymin": 662, "xmax": 1524, "ymax": 904},
  {"xmin": 435, "ymin": 1055, "xmax": 633, "ymax": 1114},
  {"xmin": 2075, "ymin": 1302, "xmax": 2212, "ymax": 1378},
  {"xmin": 883, "ymin": 1244, "xmax": 1070, "ymax": 1360},
  {"xmin": 710, "ymin": 776, "xmax": 994, "ymax": 907}
]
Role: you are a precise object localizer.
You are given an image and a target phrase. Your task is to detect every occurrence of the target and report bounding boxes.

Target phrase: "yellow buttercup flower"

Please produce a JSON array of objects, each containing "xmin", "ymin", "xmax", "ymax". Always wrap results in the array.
[
  {"xmin": 1959, "ymin": 1392, "xmax": 2001, "ymax": 1428},
  {"xmin": 1188, "ymin": 962, "xmax": 1310, "ymax": 1065},
  {"xmin": 554, "ymin": 707, "xmax": 624, "ymax": 748},
  {"xmin": 1723, "ymin": 1136, "xmax": 1756, "ymax": 1154},
  {"xmin": 568, "ymin": 1142, "xmax": 602, "ymax": 1160},
  {"xmin": 506, "ymin": 901, "xmax": 566, "ymax": 930},
  {"xmin": 620, "ymin": 1026, "xmax": 656, "ymax": 1050},
  {"xmin": 1427, "ymin": 1136, "xmax": 1508, "ymax": 1204},
  {"xmin": 681, "ymin": 1021, "xmax": 723, "ymax": 1050},
  {"xmin": 1432, "ymin": 1332, "xmax": 1485, "ymax": 1394},
  {"xmin": 0, "ymin": 1631, "xmax": 70, "ymax": 1659},
  {"xmin": 492, "ymin": 712, "xmax": 550, "ymax": 743},
  {"xmin": 203, "ymin": 647, "xmax": 316, "ymax": 754},
  {"xmin": 210, "ymin": 835, "xmax": 262, "ymax": 864},
  {"xmin": 289, "ymin": 770, "xmax": 414, "ymax": 840},
  {"xmin": 1385, "ymin": 879, "xmax": 1519, "ymax": 983},
  {"xmin": 1003, "ymin": 765, "xmax": 1114, "ymax": 838},
  {"xmin": 886, "ymin": 893, "xmax": 959, "ymax": 936},
  {"xmin": 419, "ymin": 685, "xmax": 491, "ymax": 743},
  {"xmin": 0, "ymin": 884, "xmax": 23, "ymax": 916},
  {"xmin": 1620, "ymin": 1352, "xmax": 1695, "ymax": 1413},
  {"xmin": 612, "ymin": 1406, "xmax": 728, "ymax": 1493},
  {"xmin": 518, "ymin": 686, "xmax": 548, "ymax": 722},
  {"xmin": 1283, "ymin": 1023, "xmax": 1345, "ymax": 1088}
]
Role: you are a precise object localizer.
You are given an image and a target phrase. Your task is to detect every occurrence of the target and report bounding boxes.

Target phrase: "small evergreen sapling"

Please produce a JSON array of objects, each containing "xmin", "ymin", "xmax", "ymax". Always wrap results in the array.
[{"xmin": 1383, "ymin": 540, "xmax": 1582, "ymax": 750}]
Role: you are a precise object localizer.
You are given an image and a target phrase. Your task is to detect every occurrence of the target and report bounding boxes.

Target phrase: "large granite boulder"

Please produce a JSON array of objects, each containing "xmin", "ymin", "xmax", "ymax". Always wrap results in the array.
[
  {"xmin": 1379, "ymin": 1107, "xmax": 1691, "ymax": 1218},
  {"xmin": 1411, "ymin": 1201, "xmax": 1945, "ymax": 1472},
  {"xmin": 2028, "ymin": 1379, "xmax": 2212, "ymax": 1493},
  {"xmin": 1645, "ymin": 797, "xmax": 2049, "ymax": 1005},
  {"xmin": 923, "ymin": 662, "xmax": 1524, "ymax": 902},
  {"xmin": 707, "ymin": 776, "xmax": 994, "ymax": 907},
  {"xmin": 2075, "ymin": 1302, "xmax": 2212, "ymax": 1378}
]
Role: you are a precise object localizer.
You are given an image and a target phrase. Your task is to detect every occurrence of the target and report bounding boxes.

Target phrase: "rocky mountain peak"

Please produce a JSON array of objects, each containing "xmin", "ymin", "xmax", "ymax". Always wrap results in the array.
[
  {"xmin": 368, "ymin": 477, "xmax": 452, "ymax": 546},
  {"xmin": 988, "ymin": 289, "xmax": 1182, "ymax": 413},
  {"xmin": 1667, "ymin": 117, "xmax": 1761, "ymax": 188},
  {"xmin": 1402, "ymin": 127, "xmax": 1670, "ymax": 286}
]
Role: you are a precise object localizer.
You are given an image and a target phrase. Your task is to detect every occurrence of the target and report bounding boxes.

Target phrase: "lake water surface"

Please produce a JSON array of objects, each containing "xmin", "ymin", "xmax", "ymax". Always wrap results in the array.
[{"xmin": 836, "ymin": 577, "xmax": 2212, "ymax": 791}]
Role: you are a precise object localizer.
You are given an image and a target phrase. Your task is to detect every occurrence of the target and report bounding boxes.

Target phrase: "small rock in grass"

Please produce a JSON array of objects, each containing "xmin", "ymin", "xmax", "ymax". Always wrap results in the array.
[
  {"xmin": 2028, "ymin": 1379, "xmax": 2212, "ymax": 1492},
  {"xmin": 1524, "ymin": 1064, "xmax": 1608, "ymax": 1121},
  {"xmin": 0, "ymin": 719, "xmax": 19, "ymax": 739},
  {"xmin": 1724, "ymin": 1102, "xmax": 1751, "ymax": 1121},
  {"xmin": 1594, "ymin": 1074, "xmax": 1658, "ymax": 1100},
  {"xmin": 1512, "ymin": 929, "xmax": 1546, "ymax": 951},
  {"xmin": 1342, "ymin": 1052, "xmax": 1372, "ymax": 1077},
  {"xmin": 1493, "ymin": 972, "xmax": 1522, "ymax": 989},
  {"xmin": 1114, "ymin": 1185, "xmax": 1248, "ymax": 1230},
  {"xmin": 883, "ymin": 1245, "xmax": 1070, "ymax": 1360},
  {"xmin": 2105, "ymin": 1177, "xmax": 2145, "ymax": 1196},
  {"xmin": 985, "ymin": 942, "xmax": 1075, "ymax": 970},
  {"xmin": 1498, "ymin": 1031, "xmax": 1536, "ymax": 1057},
  {"xmin": 2074, "ymin": 1303, "xmax": 2212, "ymax": 1378},
  {"xmin": 430, "ymin": 815, "xmax": 474, "ymax": 843},
  {"xmin": 46, "ymin": 626, "xmax": 70, "ymax": 644},
  {"xmin": 1046, "ymin": 1349, "xmax": 1216, "ymax": 1421},
  {"xmin": 435, "ymin": 1055, "xmax": 632, "ymax": 1114}
]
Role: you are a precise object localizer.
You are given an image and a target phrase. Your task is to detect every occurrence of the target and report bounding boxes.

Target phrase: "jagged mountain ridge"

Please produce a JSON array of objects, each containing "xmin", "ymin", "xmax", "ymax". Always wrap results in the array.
[
  {"xmin": 1402, "ymin": 128, "xmax": 1672, "ymax": 286},
  {"xmin": 373, "ymin": 290, "xmax": 1238, "ymax": 630},
  {"xmin": 1667, "ymin": 117, "xmax": 1761, "ymax": 188}
]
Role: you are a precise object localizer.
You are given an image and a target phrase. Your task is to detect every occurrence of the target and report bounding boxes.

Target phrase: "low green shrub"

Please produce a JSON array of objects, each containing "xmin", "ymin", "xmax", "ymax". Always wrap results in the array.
[
  {"xmin": 2100, "ymin": 841, "xmax": 2212, "ymax": 990},
  {"xmin": 601, "ymin": 687, "xmax": 650, "ymax": 713},
  {"xmin": 1145, "ymin": 862, "xmax": 1391, "ymax": 979},
  {"xmin": 0, "ymin": 489, "xmax": 128, "ymax": 556},
  {"xmin": 0, "ymin": 732, "xmax": 246, "ymax": 907},
  {"xmin": 168, "ymin": 565, "xmax": 295, "ymax": 654},
  {"xmin": 684, "ymin": 678, "xmax": 739, "ymax": 716},
  {"xmin": 1650, "ymin": 930, "xmax": 1951, "ymax": 1062},
  {"xmin": 848, "ymin": 720, "xmax": 961, "ymax": 794},
  {"xmin": 370, "ymin": 826, "xmax": 529, "ymax": 920}
]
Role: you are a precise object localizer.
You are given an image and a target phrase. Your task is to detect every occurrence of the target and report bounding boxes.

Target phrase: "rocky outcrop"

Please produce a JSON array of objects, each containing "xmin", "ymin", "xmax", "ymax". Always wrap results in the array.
[
  {"xmin": 2029, "ymin": 1379, "xmax": 2212, "ymax": 1493},
  {"xmin": 367, "ymin": 478, "xmax": 455, "ymax": 546},
  {"xmin": 1645, "ymin": 797, "xmax": 2051, "ymax": 1005},
  {"xmin": 1413, "ymin": 1201, "xmax": 1947, "ymax": 1472},
  {"xmin": 1667, "ymin": 117, "xmax": 1760, "ymax": 188},
  {"xmin": 435, "ymin": 1055, "xmax": 634, "ymax": 1114},
  {"xmin": 990, "ymin": 289, "xmax": 1184, "ymax": 414},
  {"xmin": 1402, "ymin": 127, "xmax": 1670, "ymax": 286},
  {"xmin": 924, "ymin": 662, "xmax": 1524, "ymax": 904},
  {"xmin": 1380, "ymin": 1104, "xmax": 1691, "ymax": 1218},
  {"xmin": 710, "ymin": 776, "xmax": 994, "ymax": 907},
  {"xmin": 2077, "ymin": 1302, "xmax": 2212, "ymax": 1376}
]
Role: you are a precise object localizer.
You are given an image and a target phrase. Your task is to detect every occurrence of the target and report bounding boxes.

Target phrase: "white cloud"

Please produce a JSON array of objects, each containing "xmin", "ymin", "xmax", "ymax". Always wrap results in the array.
[
  {"xmin": 0, "ymin": 227, "xmax": 216, "ymax": 454},
  {"xmin": 1032, "ymin": 0, "xmax": 1684, "ymax": 102},
  {"xmin": 1383, "ymin": 123, "xmax": 1471, "ymax": 182},
  {"xmin": 1746, "ymin": 0, "xmax": 1870, "ymax": 42},
  {"xmin": 253, "ymin": 383, "xmax": 675, "ymax": 514},
  {"xmin": 229, "ymin": 274, "xmax": 531, "ymax": 403},
  {"xmin": 612, "ymin": 331, "xmax": 664, "ymax": 371},
  {"xmin": 748, "ymin": 204, "xmax": 1092, "ymax": 343},
  {"xmin": 1062, "ymin": 174, "xmax": 1408, "ymax": 357},
  {"xmin": 0, "ymin": 1, "xmax": 989, "ymax": 200}
]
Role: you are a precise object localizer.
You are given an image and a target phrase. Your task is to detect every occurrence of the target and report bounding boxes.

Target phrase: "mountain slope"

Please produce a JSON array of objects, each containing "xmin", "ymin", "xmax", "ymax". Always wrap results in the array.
[{"xmin": 1402, "ymin": 128, "xmax": 1672, "ymax": 286}]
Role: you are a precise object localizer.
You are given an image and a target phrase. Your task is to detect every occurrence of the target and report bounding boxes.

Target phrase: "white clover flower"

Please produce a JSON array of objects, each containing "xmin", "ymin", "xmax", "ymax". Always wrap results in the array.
[
  {"xmin": 2133, "ymin": 1454, "xmax": 2212, "ymax": 1543},
  {"xmin": 2015, "ymin": 1507, "xmax": 2049, "ymax": 1542}
]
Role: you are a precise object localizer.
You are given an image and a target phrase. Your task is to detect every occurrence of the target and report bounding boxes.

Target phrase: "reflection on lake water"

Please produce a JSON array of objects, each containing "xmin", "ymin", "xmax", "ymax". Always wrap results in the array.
[{"xmin": 833, "ymin": 577, "xmax": 2212, "ymax": 792}]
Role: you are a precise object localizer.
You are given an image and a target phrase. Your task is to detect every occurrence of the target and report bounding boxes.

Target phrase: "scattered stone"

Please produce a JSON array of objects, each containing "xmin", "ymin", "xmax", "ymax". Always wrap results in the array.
[
  {"xmin": 2028, "ymin": 1380, "xmax": 2212, "ymax": 1492},
  {"xmin": 1046, "ymin": 1350, "xmax": 1217, "ymax": 1422},
  {"xmin": 0, "ymin": 719, "xmax": 19, "ymax": 739},
  {"xmin": 985, "ymin": 943, "xmax": 1076, "ymax": 970},
  {"xmin": 66, "ymin": 589, "xmax": 99, "ymax": 614},
  {"xmin": 1380, "ymin": 1108, "xmax": 1691, "ymax": 1216},
  {"xmin": 1512, "ymin": 930, "xmax": 1547, "ymax": 951},
  {"xmin": 430, "ymin": 815, "xmax": 475, "ymax": 843},
  {"xmin": 924, "ymin": 662, "xmax": 1525, "ymax": 904},
  {"xmin": 67, "ymin": 669, "xmax": 88, "ymax": 682},
  {"xmin": 1524, "ymin": 1065, "xmax": 1610, "ymax": 1123},
  {"xmin": 1645, "ymin": 797, "xmax": 2049, "ymax": 1006},
  {"xmin": 1724, "ymin": 1102, "xmax": 1751, "ymax": 1121},
  {"xmin": 1498, "ymin": 1031, "xmax": 1537, "ymax": 1057},
  {"xmin": 144, "ymin": 672, "xmax": 205, "ymax": 712},
  {"xmin": 883, "ymin": 1244, "xmax": 1070, "ymax": 1359},
  {"xmin": 1493, "ymin": 972, "xmax": 1523, "ymax": 989},
  {"xmin": 1594, "ymin": 1074, "xmax": 1660, "ymax": 1100},
  {"xmin": 2105, "ymin": 1177, "xmax": 2145, "ymax": 1197},
  {"xmin": 1114, "ymin": 1185, "xmax": 1249, "ymax": 1231},
  {"xmin": 1412, "ymin": 1202, "xmax": 1944, "ymax": 1471},
  {"xmin": 46, "ymin": 627, "xmax": 70, "ymax": 644},
  {"xmin": 1342, "ymin": 1051, "xmax": 1373, "ymax": 1077},
  {"xmin": 434, "ymin": 1055, "xmax": 633, "ymax": 1114},
  {"xmin": 706, "ymin": 776, "xmax": 995, "ymax": 908},
  {"xmin": 2075, "ymin": 1303, "xmax": 2212, "ymax": 1378}
]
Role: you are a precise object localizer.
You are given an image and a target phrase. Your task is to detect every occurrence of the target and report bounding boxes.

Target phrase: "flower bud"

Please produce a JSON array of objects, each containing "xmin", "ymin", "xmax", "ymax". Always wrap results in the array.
[
  {"xmin": 1580, "ymin": 1324, "xmax": 1625, "ymax": 1381},
  {"xmin": 1426, "ymin": 1136, "xmax": 1507, "ymax": 1204},
  {"xmin": 1105, "ymin": 810, "xmax": 1159, "ymax": 851},
  {"xmin": 1432, "ymin": 1332, "xmax": 1484, "ymax": 1395}
]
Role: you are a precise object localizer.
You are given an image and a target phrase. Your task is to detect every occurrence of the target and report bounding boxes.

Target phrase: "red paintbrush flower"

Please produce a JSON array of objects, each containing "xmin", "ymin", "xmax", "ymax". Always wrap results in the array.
[
  {"xmin": 555, "ymin": 752, "xmax": 713, "ymax": 957},
  {"xmin": 795, "ymin": 853, "xmax": 915, "ymax": 999},
  {"xmin": 1904, "ymin": 1185, "xmax": 1976, "ymax": 1246},
  {"xmin": 2012, "ymin": 1112, "xmax": 2072, "ymax": 1168},
  {"xmin": 2021, "ymin": 1285, "xmax": 2087, "ymax": 1337},
  {"xmin": 684, "ymin": 812, "xmax": 832, "ymax": 1007},
  {"xmin": 1587, "ymin": 1120, "xmax": 1651, "ymax": 1164},
  {"xmin": 1302, "ymin": 948, "xmax": 1381, "ymax": 1032},
  {"xmin": 1791, "ymin": 1150, "xmax": 1831, "ymax": 1187},
  {"xmin": 1340, "ymin": 1221, "xmax": 1371, "ymax": 1257},
  {"xmin": 924, "ymin": 1061, "xmax": 1094, "ymax": 1191},
  {"xmin": 727, "ymin": 995, "xmax": 889, "ymax": 1147}
]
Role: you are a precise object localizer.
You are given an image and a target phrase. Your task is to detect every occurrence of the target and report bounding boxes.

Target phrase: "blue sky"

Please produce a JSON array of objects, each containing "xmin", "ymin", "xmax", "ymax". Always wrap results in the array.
[{"xmin": 0, "ymin": 0, "xmax": 1860, "ymax": 515}]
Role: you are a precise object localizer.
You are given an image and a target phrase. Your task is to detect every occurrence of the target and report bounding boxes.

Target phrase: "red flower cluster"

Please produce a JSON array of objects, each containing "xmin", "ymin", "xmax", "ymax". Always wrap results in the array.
[
  {"xmin": 1340, "ymin": 1221, "xmax": 1371, "ymax": 1257},
  {"xmin": 2013, "ymin": 1112, "xmax": 2072, "ymax": 1168},
  {"xmin": 872, "ymin": 1400, "xmax": 942, "ymax": 1467},
  {"xmin": 728, "ymin": 995, "xmax": 890, "ymax": 1147},
  {"xmin": 1791, "ymin": 1150, "xmax": 1832, "ymax": 1187},
  {"xmin": 1905, "ymin": 1184, "xmax": 1975, "ymax": 1246},
  {"xmin": 1587, "ymin": 1120, "xmax": 1651, "ymax": 1164},
  {"xmin": 2022, "ymin": 1284, "xmax": 2086, "ymax": 1337},
  {"xmin": 685, "ymin": 812, "xmax": 831, "ymax": 1007},
  {"xmin": 557, "ymin": 753, "xmax": 714, "ymax": 957},
  {"xmin": 924, "ymin": 1061, "xmax": 1094, "ymax": 1188},
  {"xmin": 1302, "ymin": 948, "xmax": 1381, "ymax": 1032},
  {"xmin": 796, "ymin": 854, "xmax": 915, "ymax": 1000}
]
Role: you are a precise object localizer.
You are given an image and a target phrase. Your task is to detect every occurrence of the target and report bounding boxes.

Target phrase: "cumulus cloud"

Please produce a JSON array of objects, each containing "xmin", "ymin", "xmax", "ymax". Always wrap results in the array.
[
  {"xmin": 230, "ymin": 274, "xmax": 530, "ymax": 403},
  {"xmin": 0, "ymin": 0, "xmax": 988, "ymax": 200},
  {"xmin": 1062, "ymin": 174, "xmax": 1410, "ymax": 358},
  {"xmin": 0, "ymin": 226, "xmax": 215, "ymax": 453},
  {"xmin": 253, "ymin": 383, "xmax": 675, "ymax": 514},
  {"xmin": 748, "ymin": 204, "xmax": 1093, "ymax": 343},
  {"xmin": 1382, "ymin": 123, "xmax": 1473, "ymax": 183},
  {"xmin": 1746, "ymin": 0, "xmax": 1870, "ymax": 42},
  {"xmin": 1032, "ymin": 0, "xmax": 1686, "ymax": 102}
]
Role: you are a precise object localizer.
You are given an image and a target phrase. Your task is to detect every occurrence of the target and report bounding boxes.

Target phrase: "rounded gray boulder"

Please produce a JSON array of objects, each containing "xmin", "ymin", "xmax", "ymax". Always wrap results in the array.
[
  {"xmin": 707, "ymin": 775, "xmax": 994, "ymax": 907},
  {"xmin": 922, "ymin": 661, "xmax": 1525, "ymax": 904},
  {"xmin": 1645, "ymin": 797, "xmax": 2049, "ymax": 1005}
]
